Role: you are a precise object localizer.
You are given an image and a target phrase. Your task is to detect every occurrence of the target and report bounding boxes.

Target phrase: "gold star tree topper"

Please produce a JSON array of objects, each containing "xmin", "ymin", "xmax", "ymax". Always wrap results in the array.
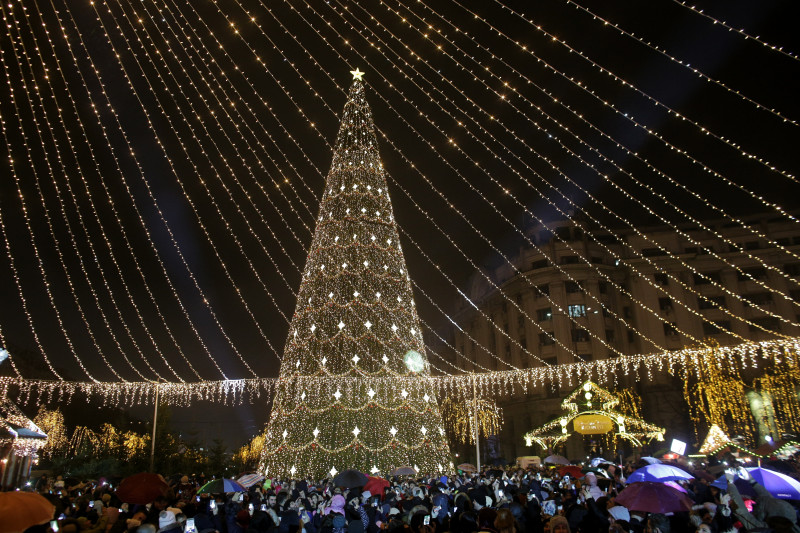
[{"xmin": 350, "ymin": 68, "xmax": 365, "ymax": 81}]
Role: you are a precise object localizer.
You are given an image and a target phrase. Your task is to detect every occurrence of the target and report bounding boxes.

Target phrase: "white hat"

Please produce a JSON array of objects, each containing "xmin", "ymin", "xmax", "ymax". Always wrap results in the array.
[
  {"xmin": 159, "ymin": 510, "xmax": 177, "ymax": 528},
  {"xmin": 362, "ymin": 491, "xmax": 372, "ymax": 499},
  {"xmin": 608, "ymin": 506, "xmax": 630, "ymax": 522},
  {"xmin": 388, "ymin": 508, "xmax": 401, "ymax": 516}
]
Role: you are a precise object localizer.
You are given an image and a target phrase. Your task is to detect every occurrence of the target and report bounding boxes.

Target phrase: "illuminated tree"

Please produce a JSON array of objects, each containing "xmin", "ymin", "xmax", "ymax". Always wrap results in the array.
[
  {"xmin": 441, "ymin": 396, "xmax": 502, "ymax": 445},
  {"xmin": 33, "ymin": 407, "xmax": 68, "ymax": 460},
  {"xmin": 260, "ymin": 71, "xmax": 451, "ymax": 478}
]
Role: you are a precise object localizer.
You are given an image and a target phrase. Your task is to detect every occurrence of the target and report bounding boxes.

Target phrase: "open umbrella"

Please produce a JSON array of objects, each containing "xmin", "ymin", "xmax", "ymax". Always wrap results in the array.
[
  {"xmin": 710, "ymin": 475, "xmax": 756, "ymax": 498},
  {"xmin": 627, "ymin": 464, "xmax": 695, "ymax": 483},
  {"xmin": 333, "ymin": 469, "xmax": 369, "ymax": 488},
  {"xmin": 198, "ymin": 478, "xmax": 247, "ymax": 494},
  {"xmin": 558, "ymin": 466, "xmax": 585, "ymax": 479},
  {"xmin": 615, "ymin": 481, "xmax": 693, "ymax": 513},
  {"xmin": 543, "ymin": 455, "xmax": 570, "ymax": 465},
  {"xmin": 639, "ymin": 457, "xmax": 662, "ymax": 465},
  {"xmin": 237, "ymin": 473, "xmax": 265, "ymax": 488},
  {"xmin": 392, "ymin": 465, "xmax": 418, "ymax": 476},
  {"xmin": 0, "ymin": 491, "xmax": 55, "ymax": 533},
  {"xmin": 116, "ymin": 473, "xmax": 169, "ymax": 504},
  {"xmin": 715, "ymin": 468, "xmax": 800, "ymax": 500},
  {"xmin": 456, "ymin": 463, "xmax": 477, "ymax": 473},
  {"xmin": 364, "ymin": 476, "xmax": 390, "ymax": 499}
]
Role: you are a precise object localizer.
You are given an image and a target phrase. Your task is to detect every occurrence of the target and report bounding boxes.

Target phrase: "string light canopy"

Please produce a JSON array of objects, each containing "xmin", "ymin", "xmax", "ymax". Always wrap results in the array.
[{"xmin": 0, "ymin": 0, "xmax": 797, "ymax": 433}]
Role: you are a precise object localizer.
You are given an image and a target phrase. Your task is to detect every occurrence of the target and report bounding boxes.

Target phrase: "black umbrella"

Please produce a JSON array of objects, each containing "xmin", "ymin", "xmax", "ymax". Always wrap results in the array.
[{"xmin": 333, "ymin": 469, "xmax": 369, "ymax": 488}]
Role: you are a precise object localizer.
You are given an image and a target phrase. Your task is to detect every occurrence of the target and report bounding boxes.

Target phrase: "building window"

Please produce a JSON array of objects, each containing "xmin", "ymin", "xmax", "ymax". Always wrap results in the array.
[
  {"xmin": 539, "ymin": 333, "xmax": 555, "ymax": 346},
  {"xmin": 623, "ymin": 306, "xmax": 632, "ymax": 318},
  {"xmin": 698, "ymin": 296, "xmax": 726, "ymax": 309},
  {"xmin": 693, "ymin": 271, "xmax": 721, "ymax": 285},
  {"xmin": 565, "ymin": 281, "xmax": 582, "ymax": 293},
  {"xmin": 605, "ymin": 329, "xmax": 615, "ymax": 342},
  {"xmin": 627, "ymin": 330, "xmax": 636, "ymax": 343},
  {"xmin": 536, "ymin": 284, "xmax": 550, "ymax": 298},
  {"xmin": 743, "ymin": 241, "xmax": 761, "ymax": 250},
  {"xmin": 568, "ymin": 304, "xmax": 586, "ymax": 317},
  {"xmin": 572, "ymin": 329, "xmax": 590, "ymax": 342},
  {"xmin": 784, "ymin": 263, "xmax": 800, "ymax": 277},
  {"xmin": 749, "ymin": 317, "xmax": 780, "ymax": 332},
  {"xmin": 702, "ymin": 320, "xmax": 731, "ymax": 336},
  {"xmin": 598, "ymin": 281, "xmax": 608, "ymax": 294},
  {"xmin": 561, "ymin": 255, "xmax": 580, "ymax": 265},
  {"xmin": 663, "ymin": 322, "xmax": 679, "ymax": 336},
  {"xmin": 537, "ymin": 308, "xmax": 552, "ymax": 321},
  {"xmin": 654, "ymin": 273, "xmax": 669, "ymax": 286},
  {"xmin": 791, "ymin": 290, "xmax": 800, "ymax": 302},
  {"xmin": 520, "ymin": 336, "xmax": 527, "ymax": 349},
  {"xmin": 517, "ymin": 315, "xmax": 525, "ymax": 328},
  {"xmin": 642, "ymin": 248, "xmax": 666, "ymax": 257},
  {"xmin": 658, "ymin": 297, "xmax": 673, "ymax": 311},
  {"xmin": 737, "ymin": 267, "xmax": 767, "ymax": 281},
  {"xmin": 532, "ymin": 259, "xmax": 549, "ymax": 270},
  {"xmin": 743, "ymin": 292, "xmax": 773, "ymax": 306},
  {"xmin": 591, "ymin": 256, "xmax": 603, "ymax": 264}
]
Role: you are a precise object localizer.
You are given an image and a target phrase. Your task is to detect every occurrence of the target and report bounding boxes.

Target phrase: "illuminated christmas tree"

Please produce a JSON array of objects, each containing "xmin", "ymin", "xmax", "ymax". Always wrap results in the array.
[{"xmin": 260, "ymin": 70, "xmax": 451, "ymax": 479}]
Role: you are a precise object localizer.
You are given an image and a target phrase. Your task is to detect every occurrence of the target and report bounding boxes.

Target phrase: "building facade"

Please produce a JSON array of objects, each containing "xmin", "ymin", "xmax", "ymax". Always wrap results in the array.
[{"xmin": 440, "ymin": 213, "xmax": 800, "ymax": 462}]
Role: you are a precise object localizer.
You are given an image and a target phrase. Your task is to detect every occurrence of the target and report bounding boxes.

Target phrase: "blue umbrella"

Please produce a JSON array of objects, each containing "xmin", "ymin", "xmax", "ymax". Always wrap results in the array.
[
  {"xmin": 713, "ymin": 468, "xmax": 800, "ymax": 500},
  {"xmin": 197, "ymin": 478, "xmax": 247, "ymax": 494},
  {"xmin": 627, "ymin": 464, "xmax": 695, "ymax": 483},
  {"xmin": 710, "ymin": 475, "xmax": 756, "ymax": 498}
]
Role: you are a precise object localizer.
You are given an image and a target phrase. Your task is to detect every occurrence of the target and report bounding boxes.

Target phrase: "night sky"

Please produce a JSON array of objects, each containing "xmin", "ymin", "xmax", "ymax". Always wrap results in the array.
[{"xmin": 1, "ymin": 0, "xmax": 798, "ymax": 447}]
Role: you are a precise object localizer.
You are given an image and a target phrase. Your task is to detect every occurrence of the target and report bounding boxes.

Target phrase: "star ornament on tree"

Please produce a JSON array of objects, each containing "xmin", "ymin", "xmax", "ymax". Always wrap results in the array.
[{"xmin": 350, "ymin": 68, "xmax": 365, "ymax": 81}]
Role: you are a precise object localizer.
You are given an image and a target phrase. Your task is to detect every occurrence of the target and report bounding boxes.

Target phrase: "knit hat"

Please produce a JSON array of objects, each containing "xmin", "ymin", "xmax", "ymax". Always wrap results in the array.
[{"xmin": 159, "ymin": 510, "xmax": 177, "ymax": 528}]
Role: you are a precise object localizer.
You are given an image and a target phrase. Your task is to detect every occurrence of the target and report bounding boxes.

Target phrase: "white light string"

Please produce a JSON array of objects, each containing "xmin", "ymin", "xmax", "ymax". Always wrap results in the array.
[
  {"xmin": 114, "ymin": 0, "xmax": 309, "ymax": 301},
  {"xmin": 85, "ymin": 0, "xmax": 281, "ymax": 371},
  {"xmin": 1, "ymin": 337, "xmax": 796, "ymax": 406},
  {"xmin": 47, "ymin": 0, "xmax": 239, "ymax": 380},
  {"xmin": 265, "ymin": 0, "xmax": 761, "ymax": 347},
  {"xmin": 297, "ymin": 0, "xmax": 797, "ymax": 340},
  {"xmin": 556, "ymin": 0, "xmax": 800, "ymax": 125},
  {"xmin": 6, "ymin": 3, "xmax": 191, "ymax": 381},
  {"xmin": 670, "ymin": 0, "xmax": 800, "ymax": 63},
  {"xmin": 391, "ymin": 0, "xmax": 800, "ymax": 294},
  {"xmin": 134, "ymin": 0, "xmax": 516, "ymax": 375},
  {"xmin": 483, "ymin": 0, "xmax": 800, "ymax": 179}
]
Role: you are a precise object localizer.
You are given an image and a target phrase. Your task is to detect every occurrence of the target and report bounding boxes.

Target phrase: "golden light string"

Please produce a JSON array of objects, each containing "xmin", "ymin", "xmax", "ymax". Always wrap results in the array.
[
  {"xmin": 478, "ymin": 0, "xmax": 800, "ymax": 181},
  {"xmin": 43, "ymin": 0, "xmax": 235, "ymax": 381},
  {"xmin": 116, "ymin": 0, "xmax": 309, "ymax": 300},
  {"xmin": 412, "ymin": 1, "xmax": 800, "ymax": 244},
  {"xmin": 121, "ymin": 0, "xmax": 319, "ymax": 236},
  {"xmin": 50, "ymin": 0, "xmax": 259, "ymax": 380},
  {"xmin": 5, "ymin": 4, "xmax": 187, "ymax": 381},
  {"xmin": 268, "ymin": 1, "xmax": 718, "ymax": 351},
  {"xmin": 290, "ymin": 0, "xmax": 795, "ymax": 342},
  {"xmin": 372, "ymin": 0, "xmax": 800, "ymax": 334},
  {"xmin": 155, "ymin": 0, "xmax": 324, "ymax": 209},
  {"xmin": 555, "ymin": 0, "xmax": 800, "ymax": 126},
  {"xmin": 409, "ymin": 0, "xmax": 800, "ymax": 238},
  {"xmin": 670, "ymin": 0, "xmax": 799, "ymax": 63},
  {"xmin": 113, "ymin": 0, "xmax": 506, "ymax": 378},
  {"xmin": 0, "ymin": 4, "xmax": 99, "ymax": 382},
  {"xmin": 110, "ymin": 0, "xmax": 309, "ymax": 305},
  {"xmin": 22, "ymin": 0, "xmax": 208, "ymax": 382},
  {"xmin": 389, "ymin": 0, "xmax": 800, "ymax": 295},
  {"xmin": 4, "ymin": 337, "xmax": 798, "ymax": 406},
  {"xmin": 179, "ymin": 0, "xmax": 559, "ymax": 371},
  {"xmin": 76, "ymin": 0, "xmax": 268, "ymax": 375},
  {"xmin": 86, "ymin": 0, "xmax": 279, "ymax": 370},
  {"xmin": 258, "ymin": 0, "xmax": 608, "ymax": 363}
]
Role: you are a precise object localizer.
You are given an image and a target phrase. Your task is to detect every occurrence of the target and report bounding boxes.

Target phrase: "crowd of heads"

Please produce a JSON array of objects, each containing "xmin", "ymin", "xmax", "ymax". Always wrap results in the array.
[{"xmin": 21, "ymin": 454, "xmax": 800, "ymax": 533}]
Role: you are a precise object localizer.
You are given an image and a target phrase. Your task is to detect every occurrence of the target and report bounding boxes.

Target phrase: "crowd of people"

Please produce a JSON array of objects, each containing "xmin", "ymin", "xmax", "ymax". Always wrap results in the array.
[{"xmin": 21, "ymin": 455, "xmax": 800, "ymax": 533}]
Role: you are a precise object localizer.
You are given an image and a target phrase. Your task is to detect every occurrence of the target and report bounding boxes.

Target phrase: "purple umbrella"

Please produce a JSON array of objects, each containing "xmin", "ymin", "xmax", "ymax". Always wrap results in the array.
[
  {"xmin": 711, "ymin": 475, "xmax": 756, "ymax": 498},
  {"xmin": 628, "ymin": 464, "xmax": 695, "ymax": 483},
  {"xmin": 615, "ymin": 481, "xmax": 694, "ymax": 513},
  {"xmin": 714, "ymin": 468, "xmax": 800, "ymax": 500}
]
